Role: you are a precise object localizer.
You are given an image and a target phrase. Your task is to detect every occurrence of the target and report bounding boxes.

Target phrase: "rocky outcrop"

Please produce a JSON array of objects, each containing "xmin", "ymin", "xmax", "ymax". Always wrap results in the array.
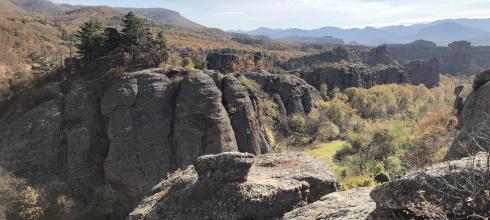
[
  {"xmin": 371, "ymin": 152, "xmax": 489, "ymax": 217},
  {"xmin": 446, "ymin": 70, "xmax": 490, "ymax": 160},
  {"xmin": 388, "ymin": 40, "xmax": 487, "ymax": 75},
  {"xmin": 243, "ymin": 70, "xmax": 322, "ymax": 115},
  {"xmin": 299, "ymin": 63, "xmax": 409, "ymax": 91},
  {"xmin": 2, "ymin": 68, "xmax": 315, "ymax": 204},
  {"xmin": 173, "ymin": 72, "xmax": 238, "ymax": 167},
  {"xmin": 207, "ymin": 52, "xmax": 243, "ymax": 73},
  {"xmin": 365, "ymin": 46, "xmax": 396, "ymax": 66},
  {"xmin": 128, "ymin": 152, "xmax": 338, "ymax": 220},
  {"xmin": 281, "ymin": 47, "xmax": 358, "ymax": 70},
  {"xmin": 223, "ymin": 75, "xmax": 271, "ymax": 154},
  {"xmin": 405, "ymin": 58, "xmax": 440, "ymax": 88},
  {"xmin": 283, "ymin": 187, "xmax": 377, "ymax": 220}
]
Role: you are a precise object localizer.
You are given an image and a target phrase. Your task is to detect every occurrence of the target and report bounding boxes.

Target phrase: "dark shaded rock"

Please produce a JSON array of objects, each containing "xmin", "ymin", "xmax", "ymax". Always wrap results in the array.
[
  {"xmin": 101, "ymin": 70, "xmax": 176, "ymax": 196},
  {"xmin": 0, "ymin": 83, "xmax": 65, "ymax": 183},
  {"xmin": 223, "ymin": 75, "xmax": 271, "ymax": 154},
  {"xmin": 365, "ymin": 46, "xmax": 396, "ymax": 66},
  {"xmin": 173, "ymin": 72, "xmax": 238, "ymax": 168},
  {"xmin": 64, "ymin": 81, "xmax": 107, "ymax": 196},
  {"xmin": 405, "ymin": 58, "xmax": 440, "ymax": 88},
  {"xmin": 446, "ymin": 74, "xmax": 490, "ymax": 160},
  {"xmin": 207, "ymin": 52, "xmax": 243, "ymax": 73},
  {"xmin": 194, "ymin": 152, "xmax": 254, "ymax": 183},
  {"xmin": 128, "ymin": 152, "xmax": 338, "ymax": 220},
  {"xmin": 473, "ymin": 69, "xmax": 490, "ymax": 91},
  {"xmin": 243, "ymin": 70, "xmax": 322, "ymax": 115},
  {"xmin": 283, "ymin": 187, "xmax": 377, "ymax": 220},
  {"xmin": 371, "ymin": 152, "xmax": 489, "ymax": 215},
  {"xmin": 300, "ymin": 63, "xmax": 408, "ymax": 92}
]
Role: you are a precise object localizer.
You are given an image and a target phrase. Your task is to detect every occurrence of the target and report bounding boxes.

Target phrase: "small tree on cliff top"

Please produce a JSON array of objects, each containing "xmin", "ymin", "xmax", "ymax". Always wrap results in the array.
[{"xmin": 76, "ymin": 19, "xmax": 106, "ymax": 64}]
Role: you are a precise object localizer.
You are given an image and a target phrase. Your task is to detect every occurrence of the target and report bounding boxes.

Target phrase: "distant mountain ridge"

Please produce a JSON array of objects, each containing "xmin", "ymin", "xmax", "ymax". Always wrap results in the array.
[
  {"xmin": 241, "ymin": 18, "xmax": 490, "ymax": 46},
  {"xmin": 0, "ymin": 0, "xmax": 204, "ymax": 29}
]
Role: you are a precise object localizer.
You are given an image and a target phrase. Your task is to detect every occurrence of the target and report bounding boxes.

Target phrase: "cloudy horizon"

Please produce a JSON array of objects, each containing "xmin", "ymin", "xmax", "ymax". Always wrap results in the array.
[{"xmin": 51, "ymin": 0, "xmax": 490, "ymax": 31}]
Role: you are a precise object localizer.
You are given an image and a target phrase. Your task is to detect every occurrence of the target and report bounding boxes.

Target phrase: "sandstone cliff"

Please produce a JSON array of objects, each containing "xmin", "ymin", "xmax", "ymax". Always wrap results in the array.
[{"xmin": 0, "ymin": 68, "xmax": 323, "ymax": 208}]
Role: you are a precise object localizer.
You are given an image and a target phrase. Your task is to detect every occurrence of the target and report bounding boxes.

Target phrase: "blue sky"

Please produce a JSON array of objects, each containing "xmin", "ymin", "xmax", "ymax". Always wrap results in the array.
[{"xmin": 51, "ymin": 0, "xmax": 490, "ymax": 30}]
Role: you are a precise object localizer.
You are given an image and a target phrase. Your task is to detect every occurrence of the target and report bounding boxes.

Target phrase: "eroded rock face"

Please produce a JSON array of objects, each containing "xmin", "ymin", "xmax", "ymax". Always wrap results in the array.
[
  {"xmin": 173, "ymin": 72, "xmax": 238, "ymax": 168},
  {"xmin": 128, "ymin": 152, "xmax": 338, "ymax": 220},
  {"xmin": 300, "ymin": 63, "xmax": 408, "ymax": 92},
  {"xmin": 222, "ymin": 75, "xmax": 271, "ymax": 154},
  {"xmin": 283, "ymin": 187, "xmax": 377, "ymax": 220},
  {"xmin": 405, "ymin": 58, "xmax": 440, "ymax": 88},
  {"xmin": 365, "ymin": 46, "xmax": 396, "ymax": 66},
  {"xmin": 101, "ymin": 70, "xmax": 176, "ymax": 195},
  {"xmin": 207, "ymin": 52, "xmax": 243, "ymax": 73},
  {"xmin": 446, "ymin": 71, "xmax": 490, "ymax": 160},
  {"xmin": 244, "ymin": 70, "xmax": 322, "ymax": 115},
  {"xmin": 371, "ymin": 153, "xmax": 489, "ymax": 215},
  {"xmin": 194, "ymin": 152, "xmax": 254, "ymax": 183}
]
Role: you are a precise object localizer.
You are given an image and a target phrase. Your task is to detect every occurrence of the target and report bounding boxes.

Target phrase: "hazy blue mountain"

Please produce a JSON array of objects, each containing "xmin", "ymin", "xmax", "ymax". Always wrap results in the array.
[{"xmin": 242, "ymin": 18, "xmax": 490, "ymax": 46}]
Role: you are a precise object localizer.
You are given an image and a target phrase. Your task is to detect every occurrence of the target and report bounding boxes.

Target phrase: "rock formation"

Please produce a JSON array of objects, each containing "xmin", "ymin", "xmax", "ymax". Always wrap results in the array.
[
  {"xmin": 207, "ymin": 52, "xmax": 243, "ymax": 73},
  {"xmin": 243, "ymin": 70, "xmax": 322, "ymax": 115},
  {"xmin": 371, "ymin": 152, "xmax": 489, "ymax": 217},
  {"xmin": 405, "ymin": 58, "xmax": 440, "ymax": 88},
  {"xmin": 365, "ymin": 46, "xmax": 397, "ymax": 66},
  {"xmin": 388, "ymin": 40, "xmax": 487, "ymax": 75},
  {"xmin": 299, "ymin": 63, "xmax": 409, "ymax": 91},
  {"xmin": 223, "ymin": 75, "xmax": 271, "ymax": 154},
  {"xmin": 2, "ymin": 68, "xmax": 315, "ymax": 203},
  {"xmin": 283, "ymin": 187, "xmax": 377, "ymax": 220},
  {"xmin": 128, "ymin": 152, "xmax": 338, "ymax": 220},
  {"xmin": 446, "ymin": 70, "xmax": 490, "ymax": 160}
]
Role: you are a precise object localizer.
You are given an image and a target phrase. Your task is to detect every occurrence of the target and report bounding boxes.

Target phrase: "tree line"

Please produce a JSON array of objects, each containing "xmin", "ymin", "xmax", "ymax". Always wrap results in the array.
[{"xmin": 75, "ymin": 12, "xmax": 169, "ymax": 68}]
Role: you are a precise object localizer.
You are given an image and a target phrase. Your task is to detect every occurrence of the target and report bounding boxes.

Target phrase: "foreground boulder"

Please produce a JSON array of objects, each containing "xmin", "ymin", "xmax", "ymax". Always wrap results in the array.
[
  {"xmin": 283, "ymin": 187, "xmax": 377, "ymax": 220},
  {"xmin": 371, "ymin": 152, "xmax": 489, "ymax": 217},
  {"xmin": 128, "ymin": 152, "xmax": 338, "ymax": 220},
  {"xmin": 446, "ymin": 70, "xmax": 490, "ymax": 160}
]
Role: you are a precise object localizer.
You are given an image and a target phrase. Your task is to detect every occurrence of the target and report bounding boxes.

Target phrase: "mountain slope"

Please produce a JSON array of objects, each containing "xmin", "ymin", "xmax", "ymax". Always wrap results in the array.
[
  {"xmin": 409, "ymin": 21, "xmax": 490, "ymax": 45},
  {"xmin": 9, "ymin": 0, "xmax": 72, "ymax": 14},
  {"xmin": 117, "ymin": 7, "xmax": 204, "ymax": 29}
]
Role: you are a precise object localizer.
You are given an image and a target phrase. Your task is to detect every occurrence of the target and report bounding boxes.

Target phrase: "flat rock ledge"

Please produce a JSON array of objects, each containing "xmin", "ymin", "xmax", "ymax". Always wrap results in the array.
[
  {"xmin": 128, "ymin": 152, "xmax": 337, "ymax": 220},
  {"xmin": 283, "ymin": 187, "xmax": 377, "ymax": 220}
]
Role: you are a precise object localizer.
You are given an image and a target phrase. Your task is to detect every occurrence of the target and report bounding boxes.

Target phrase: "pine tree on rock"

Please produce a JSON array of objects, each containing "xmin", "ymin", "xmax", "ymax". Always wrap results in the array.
[{"xmin": 76, "ymin": 19, "xmax": 106, "ymax": 64}]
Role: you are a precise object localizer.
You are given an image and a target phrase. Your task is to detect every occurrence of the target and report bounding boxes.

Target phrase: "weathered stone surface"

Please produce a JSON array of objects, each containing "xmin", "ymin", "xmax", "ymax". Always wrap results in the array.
[
  {"xmin": 64, "ymin": 81, "xmax": 106, "ymax": 196},
  {"xmin": 250, "ymin": 152, "xmax": 338, "ymax": 202},
  {"xmin": 283, "ymin": 187, "xmax": 377, "ymax": 220},
  {"xmin": 473, "ymin": 69, "xmax": 490, "ymax": 91},
  {"xmin": 300, "ymin": 63, "xmax": 408, "ymax": 92},
  {"xmin": 0, "ymin": 83, "xmax": 64, "ymax": 183},
  {"xmin": 101, "ymin": 70, "xmax": 175, "ymax": 196},
  {"xmin": 207, "ymin": 52, "xmax": 243, "ymax": 73},
  {"xmin": 446, "ymin": 75, "xmax": 490, "ymax": 160},
  {"xmin": 365, "ymin": 46, "xmax": 396, "ymax": 66},
  {"xmin": 371, "ymin": 153, "xmax": 489, "ymax": 213},
  {"xmin": 223, "ymin": 75, "xmax": 271, "ymax": 154},
  {"xmin": 128, "ymin": 152, "xmax": 338, "ymax": 220},
  {"xmin": 405, "ymin": 58, "xmax": 440, "ymax": 88},
  {"xmin": 194, "ymin": 152, "xmax": 254, "ymax": 183},
  {"xmin": 244, "ymin": 70, "xmax": 322, "ymax": 115},
  {"xmin": 173, "ymin": 72, "xmax": 238, "ymax": 168}
]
